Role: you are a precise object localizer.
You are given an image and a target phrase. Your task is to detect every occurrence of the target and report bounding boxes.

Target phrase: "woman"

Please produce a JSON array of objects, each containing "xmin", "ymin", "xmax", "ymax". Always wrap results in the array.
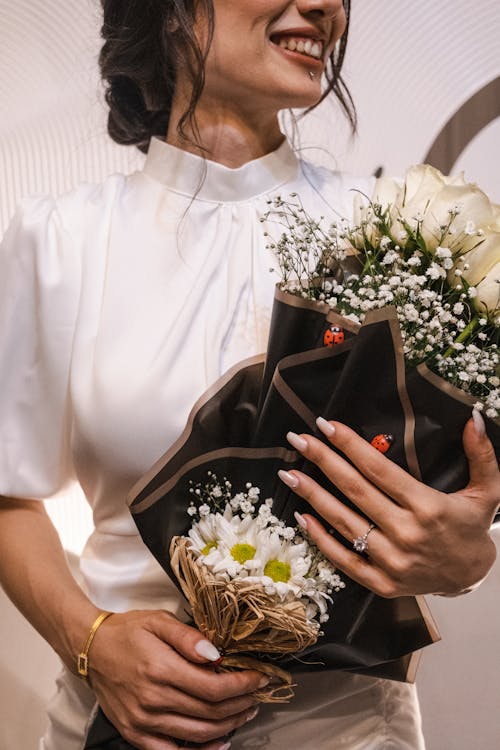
[{"xmin": 0, "ymin": 1, "xmax": 498, "ymax": 749}]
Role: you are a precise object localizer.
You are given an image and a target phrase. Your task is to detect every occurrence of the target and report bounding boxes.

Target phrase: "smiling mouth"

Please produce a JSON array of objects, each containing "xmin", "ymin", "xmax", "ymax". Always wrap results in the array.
[{"xmin": 270, "ymin": 35, "xmax": 324, "ymax": 62}]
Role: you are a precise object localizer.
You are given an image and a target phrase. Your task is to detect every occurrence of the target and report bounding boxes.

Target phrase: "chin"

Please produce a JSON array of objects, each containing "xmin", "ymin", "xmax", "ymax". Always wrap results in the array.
[{"xmin": 278, "ymin": 88, "xmax": 323, "ymax": 110}]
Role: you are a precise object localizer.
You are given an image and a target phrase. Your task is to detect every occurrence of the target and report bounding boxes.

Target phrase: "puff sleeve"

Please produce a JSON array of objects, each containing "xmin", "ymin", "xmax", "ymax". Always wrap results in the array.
[{"xmin": 0, "ymin": 196, "xmax": 81, "ymax": 499}]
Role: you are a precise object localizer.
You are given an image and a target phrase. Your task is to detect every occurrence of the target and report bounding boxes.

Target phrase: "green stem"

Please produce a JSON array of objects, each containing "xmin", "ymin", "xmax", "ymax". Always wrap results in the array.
[{"xmin": 443, "ymin": 316, "xmax": 479, "ymax": 357}]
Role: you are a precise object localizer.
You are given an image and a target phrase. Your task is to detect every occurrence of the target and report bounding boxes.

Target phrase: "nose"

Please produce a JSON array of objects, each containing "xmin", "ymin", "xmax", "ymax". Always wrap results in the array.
[
  {"xmin": 296, "ymin": 0, "xmax": 347, "ymax": 46},
  {"xmin": 296, "ymin": 0, "xmax": 345, "ymax": 18}
]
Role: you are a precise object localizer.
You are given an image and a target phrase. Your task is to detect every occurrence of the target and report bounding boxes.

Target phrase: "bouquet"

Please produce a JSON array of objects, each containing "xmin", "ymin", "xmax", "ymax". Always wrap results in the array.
[
  {"xmin": 84, "ymin": 165, "xmax": 500, "ymax": 748},
  {"xmin": 269, "ymin": 164, "xmax": 500, "ymax": 421},
  {"xmin": 170, "ymin": 473, "xmax": 345, "ymax": 701}
]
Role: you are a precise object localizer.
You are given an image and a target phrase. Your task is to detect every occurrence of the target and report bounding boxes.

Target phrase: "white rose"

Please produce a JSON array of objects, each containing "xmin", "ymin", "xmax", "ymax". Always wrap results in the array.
[
  {"xmin": 372, "ymin": 165, "xmax": 500, "ymax": 255},
  {"xmin": 404, "ymin": 166, "xmax": 496, "ymax": 248},
  {"xmin": 347, "ymin": 193, "xmax": 380, "ymax": 249},
  {"xmin": 456, "ymin": 220, "xmax": 500, "ymax": 286},
  {"xmin": 371, "ymin": 176, "xmax": 402, "ymax": 209},
  {"xmin": 474, "ymin": 261, "xmax": 500, "ymax": 314},
  {"xmin": 371, "ymin": 165, "xmax": 500, "ymax": 290}
]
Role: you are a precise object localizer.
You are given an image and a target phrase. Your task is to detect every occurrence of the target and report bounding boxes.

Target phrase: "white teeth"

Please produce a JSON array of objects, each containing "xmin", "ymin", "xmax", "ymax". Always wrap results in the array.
[
  {"xmin": 276, "ymin": 37, "xmax": 323, "ymax": 60},
  {"xmin": 310, "ymin": 43, "xmax": 321, "ymax": 59}
]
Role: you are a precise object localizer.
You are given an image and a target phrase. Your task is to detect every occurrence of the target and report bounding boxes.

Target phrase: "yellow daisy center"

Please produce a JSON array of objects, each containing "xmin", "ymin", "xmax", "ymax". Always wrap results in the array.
[
  {"xmin": 201, "ymin": 541, "xmax": 218, "ymax": 556},
  {"xmin": 231, "ymin": 543, "xmax": 256, "ymax": 564},
  {"xmin": 264, "ymin": 559, "xmax": 291, "ymax": 583}
]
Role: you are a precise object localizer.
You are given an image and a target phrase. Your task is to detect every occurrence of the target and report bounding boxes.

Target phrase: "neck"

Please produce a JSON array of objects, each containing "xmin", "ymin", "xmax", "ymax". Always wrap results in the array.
[{"xmin": 166, "ymin": 94, "xmax": 284, "ymax": 168}]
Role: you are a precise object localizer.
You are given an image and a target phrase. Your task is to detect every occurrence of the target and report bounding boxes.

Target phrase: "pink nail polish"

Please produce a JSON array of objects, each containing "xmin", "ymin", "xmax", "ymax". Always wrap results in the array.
[
  {"xmin": 218, "ymin": 743, "xmax": 232, "ymax": 750},
  {"xmin": 278, "ymin": 469, "xmax": 299, "ymax": 489},
  {"xmin": 287, "ymin": 431, "xmax": 308, "ymax": 452},
  {"xmin": 472, "ymin": 409, "xmax": 486, "ymax": 438},
  {"xmin": 294, "ymin": 511, "xmax": 308, "ymax": 530},
  {"xmin": 316, "ymin": 416, "xmax": 336, "ymax": 437}
]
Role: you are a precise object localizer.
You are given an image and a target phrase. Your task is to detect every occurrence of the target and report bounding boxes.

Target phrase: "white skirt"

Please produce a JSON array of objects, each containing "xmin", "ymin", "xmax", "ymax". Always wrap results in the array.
[{"xmin": 39, "ymin": 667, "xmax": 425, "ymax": 750}]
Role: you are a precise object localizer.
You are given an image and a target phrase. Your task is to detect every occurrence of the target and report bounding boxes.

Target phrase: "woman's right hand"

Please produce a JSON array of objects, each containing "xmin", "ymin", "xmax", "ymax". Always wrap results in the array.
[{"xmin": 88, "ymin": 609, "xmax": 266, "ymax": 750}]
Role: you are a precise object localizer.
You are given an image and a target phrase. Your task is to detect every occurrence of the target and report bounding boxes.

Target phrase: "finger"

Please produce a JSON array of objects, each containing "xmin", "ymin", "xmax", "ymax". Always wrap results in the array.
[
  {"xmin": 279, "ymin": 468, "xmax": 397, "ymax": 566},
  {"xmin": 302, "ymin": 514, "xmax": 400, "ymax": 598},
  {"xmin": 315, "ymin": 419, "xmax": 427, "ymax": 506},
  {"xmin": 151, "ymin": 647, "xmax": 269, "ymax": 701},
  {"xmin": 149, "ymin": 706, "xmax": 259, "ymax": 745},
  {"xmin": 463, "ymin": 414, "xmax": 500, "ymax": 509},
  {"xmin": 287, "ymin": 424, "xmax": 417, "ymax": 515},
  {"xmin": 138, "ymin": 683, "xmax": 256, "ymax": 720},
  {"xmin": 327, "ymin": 420, "xmax": 430, "ymax": 504},
  {"xmin": 148, "ymin": 612, "xmax": 222, "ymax": 665}
]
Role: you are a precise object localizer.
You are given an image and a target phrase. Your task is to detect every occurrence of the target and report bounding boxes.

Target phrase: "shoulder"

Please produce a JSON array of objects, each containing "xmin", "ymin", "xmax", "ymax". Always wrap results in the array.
[
  {"xmin": 1, "ymin": 172, "xmax": 130, "ymax": 267},
  {"xmin": 2, "ymin": 172, "xmax": 128, "ymax": 244},
  {"xmin": 0, "ymin": 173, "xmax": 134, "ymax": 299}
]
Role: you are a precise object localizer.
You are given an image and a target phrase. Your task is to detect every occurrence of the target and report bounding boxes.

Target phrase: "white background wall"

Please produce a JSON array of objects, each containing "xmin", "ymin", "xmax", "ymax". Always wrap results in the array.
[{"xmin": 1, "ymin": 1, "xmax": 499, "ymax": 749}]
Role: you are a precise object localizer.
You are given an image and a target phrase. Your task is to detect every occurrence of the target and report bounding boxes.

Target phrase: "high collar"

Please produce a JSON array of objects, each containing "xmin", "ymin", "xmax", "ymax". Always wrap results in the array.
[{"xmin": 142, "ymin": 136, "xmax": 299, "ymax": 203}]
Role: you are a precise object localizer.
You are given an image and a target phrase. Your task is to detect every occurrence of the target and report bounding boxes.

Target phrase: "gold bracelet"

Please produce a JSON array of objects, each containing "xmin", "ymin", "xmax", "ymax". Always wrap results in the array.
[{"xmin": 77, "ymin": 611, "xmax": 113, "ymax": 680}]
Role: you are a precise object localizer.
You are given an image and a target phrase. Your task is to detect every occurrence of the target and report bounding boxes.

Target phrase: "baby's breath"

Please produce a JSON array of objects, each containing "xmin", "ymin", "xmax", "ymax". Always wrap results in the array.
[{"xmin": 265, "ymin": 195, "xmax": 500, "ymax": 417}]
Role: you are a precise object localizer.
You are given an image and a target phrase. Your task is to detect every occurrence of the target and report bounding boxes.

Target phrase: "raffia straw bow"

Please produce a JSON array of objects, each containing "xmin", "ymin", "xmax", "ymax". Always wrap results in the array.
[{"xmin": 170, "ymin": 537, "xmax": 320, "ymax": 702}]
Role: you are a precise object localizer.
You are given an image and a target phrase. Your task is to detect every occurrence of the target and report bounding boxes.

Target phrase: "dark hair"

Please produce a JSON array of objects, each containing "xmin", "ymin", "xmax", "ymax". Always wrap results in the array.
[{"xmin": 99, "ymin": 1, "xmax": 356, "ymax": 154}]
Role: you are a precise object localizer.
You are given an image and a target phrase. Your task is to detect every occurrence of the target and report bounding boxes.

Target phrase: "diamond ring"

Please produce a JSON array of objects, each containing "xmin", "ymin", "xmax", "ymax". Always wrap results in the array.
[{"xmin": 353, "ymin": 523, "xmax": 376, "ymax": 554}]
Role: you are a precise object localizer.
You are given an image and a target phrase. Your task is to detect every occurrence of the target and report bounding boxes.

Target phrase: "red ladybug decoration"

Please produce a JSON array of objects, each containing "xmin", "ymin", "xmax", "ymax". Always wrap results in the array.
[
  {"xmin": 323, "ymin": 325, "xmax": 345, "ymax": 348},
  {"xmin": 371, "ymin": 434, "xmax": 394, "ymax": 454}
]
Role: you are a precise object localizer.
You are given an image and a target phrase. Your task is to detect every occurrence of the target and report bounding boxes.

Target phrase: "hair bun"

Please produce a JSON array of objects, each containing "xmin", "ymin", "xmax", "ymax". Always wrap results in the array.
[{"xmin": 104, "ymin": 75, "xmax": 169, "ymax": 153}]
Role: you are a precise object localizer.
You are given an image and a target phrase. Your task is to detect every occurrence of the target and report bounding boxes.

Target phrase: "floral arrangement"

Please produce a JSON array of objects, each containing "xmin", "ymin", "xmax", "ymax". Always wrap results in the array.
[
  {"xmin": 170, "ymin": 472, "xmax": 344, "ymax": 701},
  {"xmin": 264, "ymin": 165, "xmax": 500, "ymax": 417}
]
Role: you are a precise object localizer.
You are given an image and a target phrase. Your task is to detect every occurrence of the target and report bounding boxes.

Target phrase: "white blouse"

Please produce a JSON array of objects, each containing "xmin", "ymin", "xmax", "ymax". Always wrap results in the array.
[
  {"xmin": 0, "ymin": 136, "xmax": 373, "ymax": 616},
  {"xmin": 1, "ymin": 138, "xmax": 428, "ymax": 750}
]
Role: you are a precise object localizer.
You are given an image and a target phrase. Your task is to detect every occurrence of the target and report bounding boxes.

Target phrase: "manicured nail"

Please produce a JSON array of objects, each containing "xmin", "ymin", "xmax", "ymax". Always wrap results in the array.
[
  {"xmin": 195, "ymin": 639, "xmax": 221, "ymax": 662},
  {"xmin": 278, "ymin": 469, "xmax": 299, "ymax": 489},
  {"xmin": 316, "ymin": 416, "xmax": 336, "ymax": 437},
  {"xmin": 472, "ymin": 409, "xmax": 486, "ymax": 438},
  {"xmin": 246, "ymin": 707, "xmax": 260, "ymax": 722},
  {"xmin": 287, "ymin": 431, "xmax": 308, "ymax": 452},
  {"xmin": 258, "ymin": 675, "xmax": 271, "ymax": 688},
  {"xmin": 294, "ymin": 511, "xmax": 308, "ymax": 531},
  {"xmin": 218, "ymin": 743, "xmax": 232, "ymax": 750}
]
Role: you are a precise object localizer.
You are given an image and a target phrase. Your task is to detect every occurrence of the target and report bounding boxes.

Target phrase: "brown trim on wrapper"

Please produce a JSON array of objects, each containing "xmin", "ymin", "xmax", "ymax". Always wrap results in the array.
[
  {"xmin": 404, "ymin": 651, "xmax": 422, "ymax": 685},
  {"xmin": 417, "ymin": 363, "xmax": 500, "ymax": 428},
  {"xmin": 274, "ymin": 286, "xmax": 361, "ymax": 334},
  {"xmin": 270, "ymin": 338, "xmax": 355, "ymax": 429},
  {"xmin": 131, "ymin": 446, "xmax": 298, "ymax": 514},
  {"xmin": 364, "ymin": 308, "xmax": 422, "ymax": 481},
  {"xmin": 414, "ymin": 595, "xmax": 441, "ymax": 644},
  {"xmin": 326, "ymin": 308, "xmax": 361, "ymax": 334},
  {"xmin": 272, "ymin": 369, "xmax": 317, "ymax": 431},
  {"xmin": 127, "ymin": 353, "xmax": 266, "ymax": 506}
]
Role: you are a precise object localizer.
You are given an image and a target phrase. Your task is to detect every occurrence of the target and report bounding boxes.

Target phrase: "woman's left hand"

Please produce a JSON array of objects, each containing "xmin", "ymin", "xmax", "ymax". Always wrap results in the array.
[{"xmin": 278, "ymin": 414, "xmax": 500, "ymax": 597}]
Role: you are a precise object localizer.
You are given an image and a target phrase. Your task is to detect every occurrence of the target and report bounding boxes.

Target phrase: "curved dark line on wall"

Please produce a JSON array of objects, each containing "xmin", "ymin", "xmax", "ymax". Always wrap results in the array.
[{"xmin": 424, "ymin": 76, "xmax": 500, "ymax": 173}]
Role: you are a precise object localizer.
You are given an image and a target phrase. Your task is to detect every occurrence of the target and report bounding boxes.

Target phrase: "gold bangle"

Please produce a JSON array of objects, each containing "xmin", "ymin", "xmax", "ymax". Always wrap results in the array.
[{"xmin": 77, "ymin": 611, "xmax": 113, "ymax": 680}]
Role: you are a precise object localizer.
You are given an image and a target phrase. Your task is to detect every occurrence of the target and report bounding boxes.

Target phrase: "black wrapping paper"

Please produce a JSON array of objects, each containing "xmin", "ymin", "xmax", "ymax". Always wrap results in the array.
[{"xmin": 85, "ymin": 287, "xmax": 500, "ymax": 748}]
